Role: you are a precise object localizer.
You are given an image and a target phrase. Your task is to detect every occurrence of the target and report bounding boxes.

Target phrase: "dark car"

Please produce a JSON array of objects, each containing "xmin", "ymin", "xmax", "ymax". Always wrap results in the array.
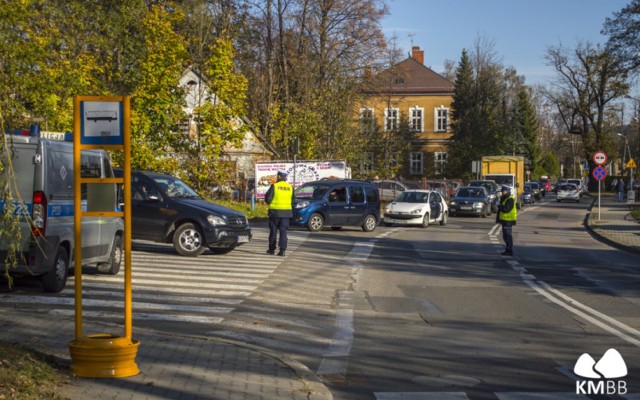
[
  {"xmin": 449, "ymin": 186, "xmax": 491, "ymax": 217},
  {"xmin": 522, "ymin": 184, "xmax": 535, "ymax": 204},
  {"xmin": 527, "ymin": 181, "xmax": 542, "ymax": 200},
  {"xmin": 114, "ymin": 169, "xmax": 252, "ymax": 256},
  {"xmin": 469, "ymin": 180, "xmax": 500, "ymax": 212},
  {"xmin": 293, "ymin": 179, "xmax": 380, "ymax": 232}
]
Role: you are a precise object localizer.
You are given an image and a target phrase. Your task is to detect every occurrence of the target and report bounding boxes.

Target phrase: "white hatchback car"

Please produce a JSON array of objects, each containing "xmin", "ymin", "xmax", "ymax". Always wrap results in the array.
[
  {"xmin": 383, "ymin": 190, "xmax": 448, "ymax": 228},
  {"xmin": 557, "ymin": 183, "xmax": 580, "ymax": 202}
]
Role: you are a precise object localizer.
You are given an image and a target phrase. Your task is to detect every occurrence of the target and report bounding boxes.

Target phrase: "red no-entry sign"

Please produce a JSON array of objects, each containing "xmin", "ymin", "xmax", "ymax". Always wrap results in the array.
[{"xmin": 593, "ymin": 150, "xmax": 607, "ymax": 165}]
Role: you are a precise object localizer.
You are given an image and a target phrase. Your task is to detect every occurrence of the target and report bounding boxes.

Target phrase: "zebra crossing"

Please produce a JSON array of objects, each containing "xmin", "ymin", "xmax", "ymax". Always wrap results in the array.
[{"xmin": 0, "ymin": 228, "xmax": 308, "ymax": 329}]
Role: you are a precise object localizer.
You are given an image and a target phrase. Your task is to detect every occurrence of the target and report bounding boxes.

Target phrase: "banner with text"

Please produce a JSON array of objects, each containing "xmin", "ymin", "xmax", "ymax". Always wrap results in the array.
[{"xmin": 255, "ymin": 160, "xmax": 348, "ymax": 199}]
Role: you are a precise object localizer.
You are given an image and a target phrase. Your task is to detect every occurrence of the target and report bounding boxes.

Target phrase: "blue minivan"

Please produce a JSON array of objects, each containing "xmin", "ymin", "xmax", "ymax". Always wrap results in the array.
[{"xmin": 292, "ymin": 179, "xmax": 380, "ymax": 232}]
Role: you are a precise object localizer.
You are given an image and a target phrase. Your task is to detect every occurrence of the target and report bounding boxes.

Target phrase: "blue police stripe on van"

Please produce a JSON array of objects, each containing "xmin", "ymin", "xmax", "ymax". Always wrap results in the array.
[{"xmin": 0, "ymin": 201, "xmax": 84, "ymax": 218}]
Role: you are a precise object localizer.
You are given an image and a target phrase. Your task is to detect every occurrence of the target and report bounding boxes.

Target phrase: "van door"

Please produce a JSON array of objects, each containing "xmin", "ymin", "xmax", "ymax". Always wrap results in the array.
[
  {"xmin": 325, "ymin": 185, "xmax": 350, "ymax": 226},
  {"xmin": 347, "ymin": 185, "xmax": 367, "ymax": 224}
]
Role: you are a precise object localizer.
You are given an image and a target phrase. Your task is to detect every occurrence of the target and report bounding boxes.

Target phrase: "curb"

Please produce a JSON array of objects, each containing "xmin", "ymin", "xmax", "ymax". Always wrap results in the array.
[{"xmin": 584, "ymin": 197, "xmax": 640, "ymax": 256}]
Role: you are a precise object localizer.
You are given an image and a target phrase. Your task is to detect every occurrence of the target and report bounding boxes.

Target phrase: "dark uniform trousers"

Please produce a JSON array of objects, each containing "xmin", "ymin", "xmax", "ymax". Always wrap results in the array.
[{"xmin": 268, "ymin": 212, "xmax": 290, "ymax": 252}]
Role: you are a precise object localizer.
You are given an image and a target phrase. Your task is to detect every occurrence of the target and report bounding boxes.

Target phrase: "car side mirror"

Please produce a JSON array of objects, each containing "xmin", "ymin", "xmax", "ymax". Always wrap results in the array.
[{"xmin": 515, "ymin": 183, "xmax": 520, "ymax": 188}]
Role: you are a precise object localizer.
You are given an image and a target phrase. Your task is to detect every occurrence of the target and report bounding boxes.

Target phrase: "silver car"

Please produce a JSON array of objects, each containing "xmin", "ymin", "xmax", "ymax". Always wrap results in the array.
[{"xmin": 557, "ymin": 183, "xmax": 580, "ymax": 203}]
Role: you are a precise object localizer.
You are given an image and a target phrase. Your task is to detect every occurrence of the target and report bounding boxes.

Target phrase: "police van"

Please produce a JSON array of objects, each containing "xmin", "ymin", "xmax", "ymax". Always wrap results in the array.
[{"xmin": 0, "ymin": 130, "xmax": 124, "ymax": 292}]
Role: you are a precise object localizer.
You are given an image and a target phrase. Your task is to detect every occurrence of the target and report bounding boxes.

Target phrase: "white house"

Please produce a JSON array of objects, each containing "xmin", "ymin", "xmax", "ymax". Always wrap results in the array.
[{"xmin": 178, "ymin": 67, "xmax": 277, "ymax": 182}]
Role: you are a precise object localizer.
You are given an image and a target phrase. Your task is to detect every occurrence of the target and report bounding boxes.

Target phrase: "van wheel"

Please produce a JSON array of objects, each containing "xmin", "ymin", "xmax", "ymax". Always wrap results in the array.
[
  {"xmin": 440, "ymin": 211, "xmax": 448, "ymax": 226},
  {"xmin": 173, "ymin": 223, "xmax": 206, "ymax": 256},
  {"xmin": 97, "ymin": 234, "xmax": 122, "ymax": 275},
  {"xmin": 421, "ymin": 214, "xmax": 430, "ymax": 228},
  {"xmin": 41, "ymin": 247, "xmax": 69, "ymax": 293},
  {"xmin": 362, "ymin": 214, "xmax": 377, "ymax": 232},
  {"xmin": 307, "ymin": 213, "xmax": 324, "ymax": 232}
]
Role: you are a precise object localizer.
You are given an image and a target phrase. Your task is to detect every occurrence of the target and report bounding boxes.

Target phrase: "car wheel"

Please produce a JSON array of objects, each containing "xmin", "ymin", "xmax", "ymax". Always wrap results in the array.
[
  {"xmin": 421, "ymin": 213, "xmax": 430, "ymax": 228},
  {"xmin": 440, "ymin": 211, "xmax": 448, "ymax": 226},
  {"xmin": 362, "ymin": 214, "xmax": 377, "ymax": 232},
  {"xmin": 557, "ymin": 199, "xmax": 561, "ymax": 202},
  {"xmin": 307, "ymin": 213, "xmax": 324, "ymax": 232},
  {"xmin": 97, "ymin": 234, "xmax": 122, "ymax": 275},
  {"xmin": 576, "ymin": 199, "xmax": 580, "ymax": 203},
  {"xmin": 173, "ymin": 222, "xmax": 206, "ymax": 256},
  {"xmin": 210, "ymin": 246, "xmax": 235, "ymax": 255},
  {"xmin": 41, "ymin": 246, "xmax": 69, "ymax": 293}
]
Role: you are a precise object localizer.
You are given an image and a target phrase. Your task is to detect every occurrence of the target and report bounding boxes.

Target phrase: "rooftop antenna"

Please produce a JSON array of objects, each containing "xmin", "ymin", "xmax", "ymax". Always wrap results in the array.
[{"xmin": 408, "ymin": 33, "xmax": 416, "ymax": 48}]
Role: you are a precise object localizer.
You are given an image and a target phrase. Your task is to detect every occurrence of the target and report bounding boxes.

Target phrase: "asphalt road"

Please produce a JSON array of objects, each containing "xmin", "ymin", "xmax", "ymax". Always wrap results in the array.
[{"xmin": 2, "ymin": 194, "xmax": 639, "ymax": 400}]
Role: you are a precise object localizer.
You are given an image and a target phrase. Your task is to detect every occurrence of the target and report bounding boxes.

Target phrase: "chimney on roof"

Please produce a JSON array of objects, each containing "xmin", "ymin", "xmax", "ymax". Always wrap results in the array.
[{"xmin": 411, "ymin": 46, "xmax": 424, "ymax": 65}]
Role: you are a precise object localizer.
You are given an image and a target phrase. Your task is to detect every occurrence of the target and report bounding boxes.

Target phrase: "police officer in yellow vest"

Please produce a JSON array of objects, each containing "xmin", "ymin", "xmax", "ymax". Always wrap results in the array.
[
  {"xmin": 496, "ymin": 185, "xmax": 517, "ymax": 256},
  {"xmin": 265, "ymin": 171, "xmax": 294, "ymax": 256}
]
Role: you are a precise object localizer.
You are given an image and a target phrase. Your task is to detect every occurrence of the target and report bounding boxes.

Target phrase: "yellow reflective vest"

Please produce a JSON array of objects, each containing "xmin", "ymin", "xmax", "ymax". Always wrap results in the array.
[
  {"xmin": 499, "ymin": 195, "xmax": 517, "ymax": 221},
  {"xmin": 269, "ymin": 180, "xmax": 293, "ymax": 210}
]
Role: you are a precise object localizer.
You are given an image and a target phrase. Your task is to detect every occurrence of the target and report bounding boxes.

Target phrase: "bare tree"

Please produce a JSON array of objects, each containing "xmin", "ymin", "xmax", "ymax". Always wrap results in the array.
[{"xmin": 544, "ymin": 41, "xmax": 629, "ymax": 184}]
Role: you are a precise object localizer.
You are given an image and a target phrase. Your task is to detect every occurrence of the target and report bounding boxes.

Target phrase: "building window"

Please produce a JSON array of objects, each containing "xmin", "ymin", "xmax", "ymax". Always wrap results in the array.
[
  {"xmin": 435, "ymin": 107, "xmax": 449, "ymax": 132},
  {"xmin": 434, "ymin": 152, "xmax": 447, "ymax": 175},
  {"xmin": 410, "ymin": 152, "xmax": 423, "ymax": 175},
  {"xmin": 409, "ymin": 107, "xmax": 424, "ymax": 132},
  {"xmin": 385, "ymin": 108, "xmax": 399, "ymax": 131},
  {"xmin": 360, "ymin": 108, "xmax": 374, "ymax": 130},
  {"xmin": 361, "ymin": 152, "xmax": 374, "ymax": 172}
]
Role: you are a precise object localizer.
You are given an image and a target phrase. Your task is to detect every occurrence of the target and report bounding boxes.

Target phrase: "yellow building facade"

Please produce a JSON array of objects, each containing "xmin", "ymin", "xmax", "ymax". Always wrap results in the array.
[{"xmin": 358, "ymin": 46, "xmax": 455, "ymax": 178}]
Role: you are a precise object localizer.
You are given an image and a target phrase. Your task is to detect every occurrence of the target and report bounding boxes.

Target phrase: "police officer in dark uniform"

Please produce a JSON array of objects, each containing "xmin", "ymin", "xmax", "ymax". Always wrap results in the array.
[
  {"xmin": 496, "ymin": 185, "xmax": 517, "ymax": 256},
  {"xmin": 265, "ymin": 171, "xmax": 293, "ymax": 256}
]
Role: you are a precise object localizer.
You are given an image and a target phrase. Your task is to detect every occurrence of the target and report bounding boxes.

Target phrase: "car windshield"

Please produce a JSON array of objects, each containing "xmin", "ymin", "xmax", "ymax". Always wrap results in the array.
[
  {"xmin": 152, "ymin": 176, "xmax": 201, "ymax": 199},
  {"xmin": 471, "ymin": 181, "xmax": 495, "ymax": 192},
  {"xmin": 395, "ymin": 191, "xmax": 429, "ymax": 203},
  {"xmin": 456, "ymin": 188, "xmax": 484, "ymax": 198},
  {"xmin": 484, "ymin": 175, "xmax": 514, "ymax": 186},
  {"xmin": 295, "ymin": 183, "xmax": 331, "ymax": 200},
  {"xmin": 524, "ymin": 185, "xmax": 532, "ymax": 193},
  {"xmin": 559, "ymin": 184, "xmax": 576, "ymax": 191}
]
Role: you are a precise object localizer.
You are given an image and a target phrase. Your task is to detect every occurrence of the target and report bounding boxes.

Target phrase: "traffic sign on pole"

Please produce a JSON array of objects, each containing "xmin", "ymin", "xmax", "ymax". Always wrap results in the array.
[
  {"xmin": 593, "ymin": 150, "xmax": 607, "ymax": 165},
  {"xmin": 592, "ymin": 165, "xmax": 607, "ymax": 181}
]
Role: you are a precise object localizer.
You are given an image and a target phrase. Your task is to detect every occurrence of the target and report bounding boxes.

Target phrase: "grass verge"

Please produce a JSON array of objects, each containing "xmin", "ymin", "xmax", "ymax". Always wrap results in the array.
[{"xmin": 0, "ymin": 342, "xmax": 71, "ymax": 399}]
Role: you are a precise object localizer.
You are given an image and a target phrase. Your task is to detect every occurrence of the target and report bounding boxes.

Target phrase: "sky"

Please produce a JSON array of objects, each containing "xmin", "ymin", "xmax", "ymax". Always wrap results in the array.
[{"xmin": 381, "ymin": 0, "xmax": 630, "ymax": 86}]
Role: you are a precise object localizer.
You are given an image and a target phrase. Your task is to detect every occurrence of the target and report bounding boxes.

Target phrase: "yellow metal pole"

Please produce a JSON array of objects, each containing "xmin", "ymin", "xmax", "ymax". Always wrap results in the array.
[
  {"xmin": 73, "ymin": 96, "xmax": 83, "ymax": 339},
  {"xmin": 123, "ymin": 96, "xmax": 132, "ymax": 340}
]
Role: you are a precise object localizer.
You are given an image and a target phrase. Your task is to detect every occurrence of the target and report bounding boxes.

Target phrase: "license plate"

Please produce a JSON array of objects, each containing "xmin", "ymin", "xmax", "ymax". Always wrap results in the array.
[
  {"xmin": 460, "ymin": 206, "xmax": 472, "ymax": 210},
  {"xmin": 237, "ymin": 236, "xmax": 250, "ymax": 243}
]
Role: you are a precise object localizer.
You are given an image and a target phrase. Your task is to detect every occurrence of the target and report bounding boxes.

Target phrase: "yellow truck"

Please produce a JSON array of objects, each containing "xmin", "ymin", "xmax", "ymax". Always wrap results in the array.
[{"xmin": 481, "ymin": 156, "xmax": 525, "ymax": 208}]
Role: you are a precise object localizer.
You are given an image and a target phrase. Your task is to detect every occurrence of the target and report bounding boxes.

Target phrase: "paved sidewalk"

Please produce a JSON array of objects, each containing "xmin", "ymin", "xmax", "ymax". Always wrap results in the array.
[
  {"xmin": 586, "ymin": 193, "xmax": 640, "ymax": 254},
  {"xmin": 0, "ymin": 307, "xmax": 332, "ymax": 400}
]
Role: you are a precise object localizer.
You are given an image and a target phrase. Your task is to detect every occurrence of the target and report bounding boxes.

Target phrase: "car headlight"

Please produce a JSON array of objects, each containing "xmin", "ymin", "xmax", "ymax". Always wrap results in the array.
[
  {"xmin": 295, "ymin": 201, "xmax": 310, "ymax": 209},
  {"xmin": 473, "ymin": 202, "xmax": 484, "ymax": 208},
  {"xmin": 450, "ymin": 201, "xmax": 457, "ymax": 206},
  {"xmin": 410, "ymin": 208, "xmax": 422, "ymax": 214},
  {"xmin": 207, "ymin": 215, "xmax": 227, "ymax": 226},
  {"xmin": 384, "ymin": 207, "xmax": 391, "ymax": 213}
]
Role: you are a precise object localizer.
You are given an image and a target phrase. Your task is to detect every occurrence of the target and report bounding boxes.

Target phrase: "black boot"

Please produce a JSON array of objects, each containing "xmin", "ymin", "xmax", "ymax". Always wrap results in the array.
[{"xmin": 277, "ymin": 250, "xmax": 286, "ymax": 256}]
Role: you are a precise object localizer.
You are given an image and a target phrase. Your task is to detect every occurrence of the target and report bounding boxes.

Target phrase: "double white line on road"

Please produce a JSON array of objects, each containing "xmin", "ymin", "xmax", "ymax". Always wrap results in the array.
[{"xmin": 506, "ymin": 259, "xmax": 640, "ymax": 348}]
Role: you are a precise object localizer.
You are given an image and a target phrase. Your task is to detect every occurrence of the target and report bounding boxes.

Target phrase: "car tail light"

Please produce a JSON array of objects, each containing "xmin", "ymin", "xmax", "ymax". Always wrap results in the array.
[{"xmin": 32, "ymin": 191, "xmax": 47, "ymax": 237}]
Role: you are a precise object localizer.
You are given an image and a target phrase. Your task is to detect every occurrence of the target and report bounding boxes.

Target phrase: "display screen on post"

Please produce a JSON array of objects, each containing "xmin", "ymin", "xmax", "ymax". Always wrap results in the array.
[{"xmin": 80, "ymin": 101, "xmax": 124, "ymax": 145}]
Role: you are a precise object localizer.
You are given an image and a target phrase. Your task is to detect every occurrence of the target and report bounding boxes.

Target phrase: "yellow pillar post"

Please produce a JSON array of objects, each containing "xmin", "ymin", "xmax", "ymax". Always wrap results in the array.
[{"xmin": 68, "ymin": 95, "xmax": 139, "ymax": 378}]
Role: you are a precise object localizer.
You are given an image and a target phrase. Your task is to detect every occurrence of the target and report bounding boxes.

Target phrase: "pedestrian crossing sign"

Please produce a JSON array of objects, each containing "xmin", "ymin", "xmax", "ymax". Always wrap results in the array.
[{"xmin": 626, "ymin": 159, "xmax": 636, "ymax": 169}]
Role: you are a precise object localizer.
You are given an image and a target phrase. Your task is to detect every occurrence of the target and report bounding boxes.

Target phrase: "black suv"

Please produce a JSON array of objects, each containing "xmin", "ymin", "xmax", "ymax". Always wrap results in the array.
[{"xmin": 114, "ymin": 169, "xmax": 252, "ymax": 256}]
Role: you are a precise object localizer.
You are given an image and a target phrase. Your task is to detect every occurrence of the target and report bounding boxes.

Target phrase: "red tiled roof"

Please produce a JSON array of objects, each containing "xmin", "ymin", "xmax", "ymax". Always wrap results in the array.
[{"xmin": 361, "ymin": 57, "xmax": 454, "ymax": 95}]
